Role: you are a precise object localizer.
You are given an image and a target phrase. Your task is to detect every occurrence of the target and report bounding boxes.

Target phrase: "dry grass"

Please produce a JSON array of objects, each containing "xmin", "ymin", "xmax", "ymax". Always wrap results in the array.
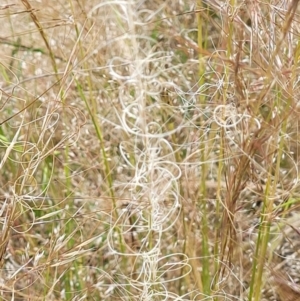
[{"xmin": 1, "ymin": 0, "xmax": 300, "ymax": 300}]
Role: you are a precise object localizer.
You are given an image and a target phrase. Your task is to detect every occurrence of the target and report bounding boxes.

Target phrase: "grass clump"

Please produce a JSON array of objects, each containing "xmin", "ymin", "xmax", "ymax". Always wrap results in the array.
[{"xmin": 0, "ymin": 0, "xmax": 300, "ymax": 300}]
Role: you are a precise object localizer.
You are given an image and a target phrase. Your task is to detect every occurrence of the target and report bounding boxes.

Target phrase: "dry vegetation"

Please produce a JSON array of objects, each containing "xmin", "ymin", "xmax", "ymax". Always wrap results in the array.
[{"xmin": 1, "ymin": 0, "xmax": 300, "ymax": 300}]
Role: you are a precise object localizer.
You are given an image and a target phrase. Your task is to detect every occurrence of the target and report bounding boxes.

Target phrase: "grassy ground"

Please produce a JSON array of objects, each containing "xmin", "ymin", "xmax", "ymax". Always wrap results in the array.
[{"xmin": 0, "ymin": 0, "xmax": 300, "ymax": 300}]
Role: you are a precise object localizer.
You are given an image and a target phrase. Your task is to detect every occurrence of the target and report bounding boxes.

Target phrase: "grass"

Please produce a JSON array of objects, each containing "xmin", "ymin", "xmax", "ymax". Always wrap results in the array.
[{"xmin": 0, "ymin": 0, "xmax": 300, "ymax": 300}]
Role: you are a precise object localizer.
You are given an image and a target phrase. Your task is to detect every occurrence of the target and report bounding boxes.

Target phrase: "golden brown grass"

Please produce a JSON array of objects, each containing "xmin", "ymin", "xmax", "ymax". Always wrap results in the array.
[{"xmin": 1, "ymin": 0, "xmax": 300, "ymax": 300}]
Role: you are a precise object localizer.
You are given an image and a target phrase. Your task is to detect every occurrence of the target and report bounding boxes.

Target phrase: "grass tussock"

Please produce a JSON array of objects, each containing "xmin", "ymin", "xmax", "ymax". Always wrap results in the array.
[{"xmin": 0, "ymin": 0, "xmax": 300, "ymax": 300}]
